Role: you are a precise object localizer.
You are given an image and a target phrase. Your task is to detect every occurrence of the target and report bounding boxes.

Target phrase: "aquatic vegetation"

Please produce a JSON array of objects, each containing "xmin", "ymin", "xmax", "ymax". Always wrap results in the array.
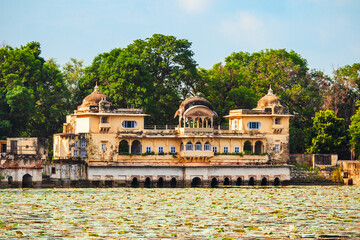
[{"xmin": 0, "ymin": 186, "xmax": 359, "ymax": 238}]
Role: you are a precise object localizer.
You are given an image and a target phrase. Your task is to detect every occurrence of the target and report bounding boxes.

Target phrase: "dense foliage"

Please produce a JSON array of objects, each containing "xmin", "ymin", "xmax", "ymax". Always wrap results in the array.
[
  {"xmin": 1, "ymin": 36, "xmax": 359, "ymax": 159},
  {"xmin": 306, "ymin": 110, "xmax": 348, "ymax": 158},
  {"xmin": 79, "ymin": 34, "xmax": 197, "ymax": 125},
  {"xmin": 0, "ymin": 42, "xmax": 70, "ymax": 140}
]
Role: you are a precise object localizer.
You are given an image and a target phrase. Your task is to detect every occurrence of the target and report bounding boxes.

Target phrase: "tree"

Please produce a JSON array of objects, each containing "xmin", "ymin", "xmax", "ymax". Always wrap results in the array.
[
  {"xmin": 324, "ymin": 63, "xmax": 360, "ymax": 126},
  {"xmin": 349, "ymin": 104, "xmax": 360, "ymax": 159},
  {"xmin": 79, "ymin": 34, "xmax": 198, "ymax": 125},
  {"xmin": 62, "ymin": 58, "xmax": 84, "ymax": 109},
  {"xmin": 306, "ymin": 110, "xmax": 348, "ymax": 158},
  {"xmin": 0, "ymin": 42, "xmax": 70, "ymax": 140},
  {"xmin": 196, "ymin": 49, "xmax": 329, "ymax": 152}
]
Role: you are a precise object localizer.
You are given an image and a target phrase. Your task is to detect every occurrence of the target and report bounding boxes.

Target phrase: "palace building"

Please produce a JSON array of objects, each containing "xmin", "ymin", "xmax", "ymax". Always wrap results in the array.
[{"xmin": 52, "ymin": 85, "xmax": 292, "ymax": 187}]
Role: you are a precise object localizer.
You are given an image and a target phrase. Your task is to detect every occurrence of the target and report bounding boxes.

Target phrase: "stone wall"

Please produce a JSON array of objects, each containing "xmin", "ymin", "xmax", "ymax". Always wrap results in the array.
[
  {"xmin": 341, "ymin": 161, "xmax": 360, "ymax": 185},
  {"xmin": 290, "ymin": 165, "xmax": 334, "ymax": 185}
]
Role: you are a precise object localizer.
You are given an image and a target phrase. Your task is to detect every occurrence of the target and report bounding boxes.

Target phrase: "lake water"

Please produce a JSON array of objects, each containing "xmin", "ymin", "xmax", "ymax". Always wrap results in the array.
[{"xmin": 0, "ymin": 186, "xmax": 359, "ymax": 239}]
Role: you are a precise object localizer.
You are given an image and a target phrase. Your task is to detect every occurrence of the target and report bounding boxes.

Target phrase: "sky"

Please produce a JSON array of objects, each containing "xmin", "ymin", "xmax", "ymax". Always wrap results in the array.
[{"xmin": 1, "ymin": 0, "xmax": 359, "ymax": 76}]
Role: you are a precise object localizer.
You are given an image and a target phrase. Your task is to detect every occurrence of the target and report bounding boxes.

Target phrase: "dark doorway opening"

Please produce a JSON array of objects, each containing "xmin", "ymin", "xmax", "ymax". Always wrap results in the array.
[
  {"xmin": 211, "ymin": 178, "xmax": 218, "ymax": 188},
  {"xmin": 8, "ymin": 176, "xmax": 13, "ymax": 185},
  {"xmin": 191, "ymin": 177, "xmax": 201, "ymax": 187},
  {"xmin": 144, "ymin": 177, "xmax": 151, "ymax": 188},
  {"xmin": 248, "ymin": 177, "xmax": 255, "ymax": 186},
  {"xmin": 274, "ymin": 177, "xmax": 280, "ymax": 186},
  {"xmin": 224, "ymin": 177, "xmax": 230, "ymax": 186},
  {"xmin": 157, "ymin": 177, "xmax": 164, "ymax": 188},
  {"xmin": 236, "ymin": 177, "xmax": 242, "ymax": 186},
  {"xmin": 348, "ymin": 179, "xmax": 353, "ymax": 186},
  {"xmin": 22, "ymin": 174, "xmax": 32, "ymax": 188},
  {"xmin": 131, "ymin": 177, "xmax": 139, "ymax": 188},
  {"xmin": 170, "ymin": 178, "xmax": 177, "ymax": 188},
  {"xmin": 261, "ymin": 177, "xmax": 267, "ymax": 186},
  {"xmin": 92, "ymin": 181, "xmax": 100, "ymax": 187},
  {"xmin": 105, "ymin": 180, "xmax": 113, "ymax": 188}
]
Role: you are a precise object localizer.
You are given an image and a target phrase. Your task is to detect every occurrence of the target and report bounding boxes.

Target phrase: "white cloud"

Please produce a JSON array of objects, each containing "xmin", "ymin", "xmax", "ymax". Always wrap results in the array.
[
  {"xmin": 220, "ymin": 11, "xmax": 281, "ymax": 49},
  {"xmin": 178, "ymin": 0, "xmax": 211, "ymax": 13}
]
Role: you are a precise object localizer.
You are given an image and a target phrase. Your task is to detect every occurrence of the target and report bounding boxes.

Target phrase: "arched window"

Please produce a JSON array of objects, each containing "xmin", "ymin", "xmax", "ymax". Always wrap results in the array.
[
  {"xmin": 119, "ymin": 140, "xmax": 129, "ymax": 154},
  {"xmin": 247, "ymin": 122, "xmax": 261, "ymax": 129},
  {"xmin": 255, "ymin": 141, "xmax": 263, "ymax": 154},
  {"xmin": 195, "ymin": 141, "xmax": 202, "ymax": 151},
  {"xmin": 204, "ymin": 141, "xmax": 211, "ymax": 151},
  {"xmin": 186, "ymin": 141, "xmax": 193, "ymax": 151},
  {"xmin": 131, "ymin": 140, "xmax": 142, "ymax": 154},
  {"xmin": 244, "ymin": 141, "xmax": 252, "ymax": 153}
]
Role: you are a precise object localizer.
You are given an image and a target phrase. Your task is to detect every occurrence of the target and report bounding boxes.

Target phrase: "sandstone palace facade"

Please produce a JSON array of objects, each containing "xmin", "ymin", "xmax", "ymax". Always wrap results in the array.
[{"xmin": 52, "ymin": 85, "xmax": 291, "ymax": 187}]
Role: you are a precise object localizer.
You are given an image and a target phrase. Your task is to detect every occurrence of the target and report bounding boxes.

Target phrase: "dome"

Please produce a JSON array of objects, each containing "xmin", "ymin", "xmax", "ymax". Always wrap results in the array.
[
  {"xmin": 174, "ymin": 96, "xmax": 215, "ymax": 118},
  {"xmin": 179, "ymin": 96, "xmax": 213, "ymax": 112},
  {"xmin": 256, "ymin": 87, "xmax": 281, "ymax": 109},
  {"xmin": 81, "ymin": 84, "xmax": 112, "ymax": 107}
]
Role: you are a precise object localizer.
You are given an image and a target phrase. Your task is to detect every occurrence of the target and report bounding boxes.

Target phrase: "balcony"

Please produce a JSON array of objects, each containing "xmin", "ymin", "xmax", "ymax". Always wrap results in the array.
[
  {"xmin": 99, "ymin": 122, "xmax": 111, "ymax": 132},
  {"xmin": 179, "ymin": 150, "xmax": 214, "ymax": 158}
]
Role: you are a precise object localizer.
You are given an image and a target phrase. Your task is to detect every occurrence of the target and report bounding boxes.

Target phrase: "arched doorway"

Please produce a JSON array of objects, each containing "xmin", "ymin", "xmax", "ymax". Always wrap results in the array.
[
  {"xmin": 224, "ymin": 177, "xmax": 231, "ymax": 186},
  {"xmin": 191, "ymin": 177, "xmax": 201, "ymax": 187},
  {"xmin": 274, "ymin": 177, "xmax": 280, "ymax": 186},
  {"xmin": 236, "ymin": 177, "xmax": 242, "ymax": 186},
  {"xmin": 248, "ymin": 177, "xmax": 255, "ymax": 186},
  {"xmin": 131, "ymin": 140, "xmax": 142, "ymax": 154},
  {"xmin": 244, "ymin": 141, "xmax": 252, "ymax": 153},
  {"xmin": 210, "ymin": 178, "xmax": 218, "ymax": 188},
  {"xmin": 255, "ymin": 141, "xmax": 263, "ymax": 154},
  {"xmin": 119, "ymin": 140, "xmax": 129, "ymax": 154},
  {"xmin": 261, "ymin": 177, "xmax": 267, "ymax": 186},
  {"xmin": 22, "ymin": 174, "xmax": 32, "ymax": 188},
  {"xmin": 157, "ymin": 177, "xmax": 164, "ymax": 188},
  {"xmin": 144, "ymin": 177, "xmax": 151, "ymax": 188},
  {"xmin": 170, "ymin": 178, "xmax": 177, "ymax": 188},
  {"xmin": 348, "ymin": 179, "xmax": 353, "ymax": 186},
  {"xmin": 131, "ymin": 177, "xmax": 139, "ymax": 188}
]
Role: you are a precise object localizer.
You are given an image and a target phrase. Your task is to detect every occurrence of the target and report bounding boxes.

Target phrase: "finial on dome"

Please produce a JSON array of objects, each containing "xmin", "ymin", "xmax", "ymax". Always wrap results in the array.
[
  {"xmin": 94, "ymin": 82, "xmax": 99, "ymax": 92},
  {"xmin": 268, "ymin": 85, "xmax": 274, "ymax": 95}
]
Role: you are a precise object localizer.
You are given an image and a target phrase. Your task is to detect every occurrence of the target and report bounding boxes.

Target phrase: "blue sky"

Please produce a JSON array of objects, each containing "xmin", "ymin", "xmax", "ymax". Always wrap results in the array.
[{"xmin": 1, "ymin": 0, "xmax": 359, "ymax": 76}]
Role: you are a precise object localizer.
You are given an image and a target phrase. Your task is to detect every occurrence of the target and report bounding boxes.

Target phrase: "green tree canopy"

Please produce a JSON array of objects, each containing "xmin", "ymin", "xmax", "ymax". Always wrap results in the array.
[
  {"xmin": 306, "ymin": 110, "xmax": 348, "ymax": 158},
  {"xmin": 197, "ymin": 49, "xmax": 329, "ymax": 152},
  {"xmin": 349, "ymin": 104, "xmax": 360, "ymax": 159},
  {"xmin": 79, "ymin": 34, "xmax": 198, "ymax": 125},
  {"xmin": 0, "ymin": 42, "xmax": 70, "ymax": 139}
]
